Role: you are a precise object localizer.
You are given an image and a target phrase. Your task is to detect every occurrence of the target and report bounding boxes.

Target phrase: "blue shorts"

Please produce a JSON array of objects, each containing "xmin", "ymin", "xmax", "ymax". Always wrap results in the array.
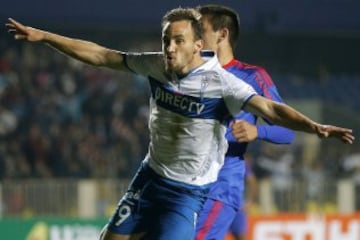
[
  {"xmin": 195, "ymin": 199, "xmax": 237, "ymax": 240},
  {"xmin": 106, "ymin": 162, "xmax": 210, "ymax": 240},
  {"xmin": 229, "ymin": 209, "xmax": 247, "ymax": 236}
]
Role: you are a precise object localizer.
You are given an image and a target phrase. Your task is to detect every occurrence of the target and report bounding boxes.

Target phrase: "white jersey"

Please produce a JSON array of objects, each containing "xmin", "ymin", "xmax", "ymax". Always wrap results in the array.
[{"xmin": 125, "ymin": 52, "xmax": 256, "ymax": 185}]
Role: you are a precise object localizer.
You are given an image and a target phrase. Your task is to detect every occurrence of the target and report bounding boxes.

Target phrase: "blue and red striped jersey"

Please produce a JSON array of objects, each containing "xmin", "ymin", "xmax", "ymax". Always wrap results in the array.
[{"xmin": 208, "ymin": 59, "xmax": 295, "ymax": 208}]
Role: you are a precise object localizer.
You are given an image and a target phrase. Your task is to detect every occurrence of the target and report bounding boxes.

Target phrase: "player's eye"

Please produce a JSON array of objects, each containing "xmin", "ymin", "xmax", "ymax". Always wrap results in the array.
[{"xmin": 175, "ymin": 38, "xmax": 184, "ymax": 44}]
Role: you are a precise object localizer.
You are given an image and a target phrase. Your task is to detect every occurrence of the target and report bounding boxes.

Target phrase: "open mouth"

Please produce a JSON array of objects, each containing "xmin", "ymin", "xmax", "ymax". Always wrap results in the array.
[
  {"xmin": 166, "ymin": 56, "xmax": 174, "ymax": 62},
  {"xmin": 165, "ymin": 53, "xmax": 175, "ymax": 62}
]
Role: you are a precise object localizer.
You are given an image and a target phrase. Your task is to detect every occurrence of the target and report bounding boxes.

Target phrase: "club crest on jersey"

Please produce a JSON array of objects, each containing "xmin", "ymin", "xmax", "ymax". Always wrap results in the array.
[{"xmin": 200, "ymin": 77, "xmax": 209, "ymax": 99}]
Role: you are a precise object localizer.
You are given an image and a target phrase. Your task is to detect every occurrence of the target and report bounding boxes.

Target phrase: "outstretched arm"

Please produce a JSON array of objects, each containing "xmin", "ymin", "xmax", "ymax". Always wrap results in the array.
[
  {"xmin": 6, "ymin": 18, "xmax": 127, "ymax": 70},
  {"xmin": 236, "ymin": 95, "xmax": 355, "ymax": 144}
]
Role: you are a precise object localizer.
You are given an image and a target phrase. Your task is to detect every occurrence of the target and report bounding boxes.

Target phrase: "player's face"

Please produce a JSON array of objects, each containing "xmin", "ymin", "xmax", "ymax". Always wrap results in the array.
[
  {"xmin": 201, "ymin": 16, "xmax": 219, "ymax": 52},
  {"xmin": 162, "ymin": 20, "xmax": 203, "ymax": 75}
]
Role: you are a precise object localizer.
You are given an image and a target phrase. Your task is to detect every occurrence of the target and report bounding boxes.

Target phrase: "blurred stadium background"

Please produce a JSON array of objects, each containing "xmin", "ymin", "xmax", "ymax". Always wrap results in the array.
[{"xmin": 0, "ymin": 0, "xmax": 359, "ymax": 239}]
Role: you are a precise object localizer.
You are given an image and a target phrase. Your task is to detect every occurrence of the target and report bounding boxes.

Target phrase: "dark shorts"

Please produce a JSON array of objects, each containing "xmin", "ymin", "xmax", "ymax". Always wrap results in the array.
[{"xmin": 106, "ymin": 162, "xmax": 210, "ymax": 240}]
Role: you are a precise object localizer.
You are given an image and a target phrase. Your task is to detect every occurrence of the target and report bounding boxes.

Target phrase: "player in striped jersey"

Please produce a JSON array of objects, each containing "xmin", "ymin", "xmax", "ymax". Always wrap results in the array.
[
  {"xmin": 193, "ymin": 4, "xmax": 289, "ymax": 240},
  {"xmin": 7, "ymin": 7, "xmax": 354, "ymax": 240}
]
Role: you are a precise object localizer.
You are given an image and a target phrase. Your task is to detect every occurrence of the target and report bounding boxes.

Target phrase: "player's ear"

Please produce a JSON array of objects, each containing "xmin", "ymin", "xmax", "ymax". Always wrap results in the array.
[
  {"xmin": 194, "ymin": 39, "xmax": 204, "ymax": 53},
  {"xmin": 217, "ymin": 28, "xmax": 229, "ymax": 44}
]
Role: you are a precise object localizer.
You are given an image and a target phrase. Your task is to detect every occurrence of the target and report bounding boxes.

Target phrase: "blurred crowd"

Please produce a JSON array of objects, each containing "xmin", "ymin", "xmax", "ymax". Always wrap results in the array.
[{"xmin": 0, "ymin": 37, "xmax": 150, "ymax": 179}]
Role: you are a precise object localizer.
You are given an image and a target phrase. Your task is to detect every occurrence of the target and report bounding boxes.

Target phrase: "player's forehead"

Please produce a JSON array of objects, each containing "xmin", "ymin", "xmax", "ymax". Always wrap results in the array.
[{"xmin": 162, "ymin": 20, "xmax": 194, "ymax": 39}]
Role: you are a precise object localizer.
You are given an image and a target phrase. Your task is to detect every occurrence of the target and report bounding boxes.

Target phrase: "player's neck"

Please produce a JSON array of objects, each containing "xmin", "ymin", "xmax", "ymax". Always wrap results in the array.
[
  {"xmin": 191, "ymin": 54, "xmax": 205, "ymax": 70},
  {"xmin": 217, "ymin": 45, "xmax": 234, "ymax": 66}
]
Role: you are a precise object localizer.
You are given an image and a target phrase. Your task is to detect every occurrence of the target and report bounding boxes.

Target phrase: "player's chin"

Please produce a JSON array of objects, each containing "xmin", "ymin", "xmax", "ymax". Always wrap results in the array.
[
  {"xmin": 165, "ymin": 62, "xmax": 175, "ymax": 71},
  {"xmin": 166, "ymin": 64, "xmax": 180, "ymax": 73}
]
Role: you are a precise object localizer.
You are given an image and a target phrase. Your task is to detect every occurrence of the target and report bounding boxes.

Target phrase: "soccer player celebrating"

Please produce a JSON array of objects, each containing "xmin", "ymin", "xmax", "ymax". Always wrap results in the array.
[
  {"xmin": 6, "ymin": 7, "xmax": 354, "ymax": 240},
  {"xmin": 195, "ymin": 5, "xmax": 294, "ymax": 240}
]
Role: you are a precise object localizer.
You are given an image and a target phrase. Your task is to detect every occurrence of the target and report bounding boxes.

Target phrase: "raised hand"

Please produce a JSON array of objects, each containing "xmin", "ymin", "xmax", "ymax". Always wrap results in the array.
[{"xmin": 6, "ymin": 18, "xmax": 46, "ymax": 42}]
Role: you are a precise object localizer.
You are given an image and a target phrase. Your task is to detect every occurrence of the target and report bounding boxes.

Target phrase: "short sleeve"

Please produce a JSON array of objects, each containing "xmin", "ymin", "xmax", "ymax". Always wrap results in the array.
[
  {"xmin": 125, "ymin": 52, "xmax": 165, "ymax": 78},
  {"xmin": 222, "ymin": 71, "xmax": 257, "ymax": 116}
]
